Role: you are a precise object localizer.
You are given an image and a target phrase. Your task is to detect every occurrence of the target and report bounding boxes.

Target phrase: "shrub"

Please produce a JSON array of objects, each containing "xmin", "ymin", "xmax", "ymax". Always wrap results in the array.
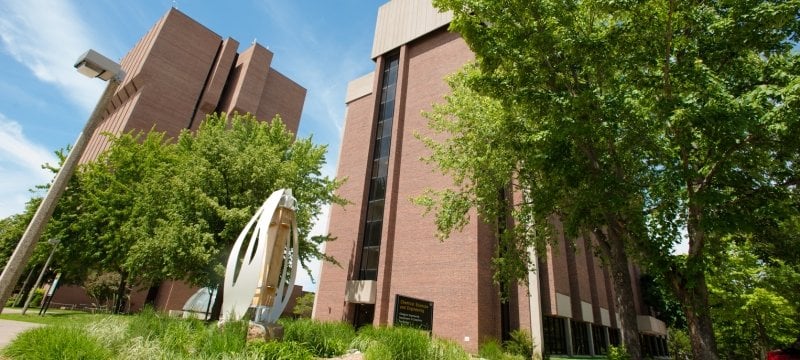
[
  {"xmin": 607, "ymin": 345, "xmax": 631, "ymax": 360},
  {"xmin": 28, "ymin": 288, "xmax": 44, "ymax": 307},
  {"xmin": 668, "ymin": 328, "xmax": 691, "ymax": 360},
  {"xmin": 281, "ymin": 318, "xmax": 356, "ymax": 357},
  {"xmin": 84, "ymin": 271, "xmax": 121, "ymax": 308},
  {"xmin": 2, "ymin": 326, "xmax": 111, "ymax": 360},
  {"xmin": 504, "ymin": 329, "xmax": 534, "ymax": 359},
  {"xmin": 247, "ymin": 340, "xmax": 314, "ymax": 360}
]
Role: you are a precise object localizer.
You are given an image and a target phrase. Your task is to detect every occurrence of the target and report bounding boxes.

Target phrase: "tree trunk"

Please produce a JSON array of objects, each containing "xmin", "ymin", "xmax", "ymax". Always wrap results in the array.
[
  {"xmin": 670, "ymin": 270, "xmax": 719, "ymax": 360},
  {"xmin": 677, "ymin": 199, "xmax": 719, "ymax": 359},
  {"xmin": 113, "ymin": 271, "xmax": 128, "ymax": 314},
  {"xmin": 607, "ymin": 228, "xmax": 642, "ymax": 359},
  {"xmin": 595, "ymin": 221, "xmax": 642, "ymax": 359},
  {"xmin": 208, "ymin": 282, "xmax": 224, "ymax": 321}
]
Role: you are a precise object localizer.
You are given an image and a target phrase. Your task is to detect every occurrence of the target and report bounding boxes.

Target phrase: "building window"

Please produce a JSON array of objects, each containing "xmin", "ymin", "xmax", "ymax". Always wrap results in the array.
[
  {"xmin": 571, "ymin": 320, "xmax": 591, "ymax": 355},
  {"xmin": 592, "ymin": 324, "xmax": 608, "ymax": 355},
  {"xmin": 641, "ymin": 334, "xmax": 669, "ymax": 357},
  {"xmin": 608, "ymin": 327, "xmax": 621, "ymax": 347},
  {"xmin": 356, "ymin": 53, "xmax": 399, "ymax": 281},
  {"xmin": 543, "ymin": 316, "xmax": 568, "ymax": 355}
]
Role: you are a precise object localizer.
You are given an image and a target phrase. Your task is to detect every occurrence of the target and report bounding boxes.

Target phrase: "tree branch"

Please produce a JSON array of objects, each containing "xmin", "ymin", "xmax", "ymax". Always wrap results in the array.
[{"xmin": 699, "ymin": 133, "xmax": 756, "ymax": 191}]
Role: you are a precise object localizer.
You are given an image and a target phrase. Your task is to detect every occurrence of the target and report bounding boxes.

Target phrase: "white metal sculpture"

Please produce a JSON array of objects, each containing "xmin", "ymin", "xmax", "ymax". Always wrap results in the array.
[{"xmin": 221, "ymin": 189, "xmax": 299, "ymax": 325}]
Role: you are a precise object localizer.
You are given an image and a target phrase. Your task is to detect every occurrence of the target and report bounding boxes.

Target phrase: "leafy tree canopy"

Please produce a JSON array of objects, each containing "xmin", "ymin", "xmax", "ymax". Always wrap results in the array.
[
  {"xmin": 48, "ymin": 113, "xmax": 344, "ymax": 303},
  {"xmin": 423, "ymin": 0, "xmax": 800, "ymax": 357}
]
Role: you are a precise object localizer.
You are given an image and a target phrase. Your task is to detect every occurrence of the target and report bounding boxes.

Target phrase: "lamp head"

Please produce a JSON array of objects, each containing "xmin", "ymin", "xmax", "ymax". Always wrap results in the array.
[{"xmin": 74, "ymin": 49, "xmax": 124, "ymax": 81}]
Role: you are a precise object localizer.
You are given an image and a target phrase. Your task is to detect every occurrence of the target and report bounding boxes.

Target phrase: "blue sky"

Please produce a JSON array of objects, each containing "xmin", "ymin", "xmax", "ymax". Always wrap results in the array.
[{"xmin": 0, "ymin": 0, "xmax": 387, "ymax": 290}]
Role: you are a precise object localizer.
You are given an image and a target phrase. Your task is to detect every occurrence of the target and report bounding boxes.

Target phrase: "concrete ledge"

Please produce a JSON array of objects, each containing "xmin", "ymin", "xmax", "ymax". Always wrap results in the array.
[
  {"xmin": 345, "ymin": 72, "xmax": 374, "ymax": 104},
  {"xmin": 556, "ymin": 293, "xmax": 572, "ymax": 318},
  {"xmin": 371, "ymin": 0, "xmax": 453, "ymax": 58},
  {"xmin": 345, "ymin": 280, "xmax": 377, "ymax": 304},
  {"xmin": 600, "ymin": 308, "xmax": 610, "ymax": 327},
  {"xmin": 637, "ymin": 315, "xmax": 668, "ymax": 335}
]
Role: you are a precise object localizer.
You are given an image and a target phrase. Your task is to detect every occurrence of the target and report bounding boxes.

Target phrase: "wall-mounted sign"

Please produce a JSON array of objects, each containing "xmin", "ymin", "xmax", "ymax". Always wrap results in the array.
[{"xmin": 393, "ymin": 294, "xmax": 434, "ymax": 331}]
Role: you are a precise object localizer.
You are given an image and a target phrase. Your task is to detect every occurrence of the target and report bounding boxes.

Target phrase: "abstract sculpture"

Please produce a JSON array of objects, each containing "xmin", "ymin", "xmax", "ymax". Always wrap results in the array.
[{"xmin": 221, "ymin": 189, "xmax": 299, "ymax": 326}]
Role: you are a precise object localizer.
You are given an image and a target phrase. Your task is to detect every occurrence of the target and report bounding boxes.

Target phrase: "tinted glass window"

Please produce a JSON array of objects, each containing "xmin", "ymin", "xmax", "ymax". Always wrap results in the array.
[{"xmin": 357, "ymin": 54, "xmax": 399, "ymax": 281}]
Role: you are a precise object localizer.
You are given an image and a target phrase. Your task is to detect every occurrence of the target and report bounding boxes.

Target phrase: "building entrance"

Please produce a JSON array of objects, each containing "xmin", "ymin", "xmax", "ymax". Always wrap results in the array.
[{"xmin": 353, "ymin": 303, "xmax": 375, "ymax": 328}]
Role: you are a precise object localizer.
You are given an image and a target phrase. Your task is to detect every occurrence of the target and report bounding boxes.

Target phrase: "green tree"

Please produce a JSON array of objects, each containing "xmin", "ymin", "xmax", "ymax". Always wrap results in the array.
[
  {"xmin": 292, "ymin": 292, "xmax": 314, "ymax": 318},
  {"xmin": 418, "ymin": 59, "xmax": 647, "ymax": 360},
  {"xmin": 0, "ymin": 203, "xmax": 37, "ymax": 270},
  {"xmin": 708, "ymin": 240, "xmax": 799, "ymax": 359},
  {"xmin": 83, "ymin": 271, "xmax": 121, "ymax": 309},
  {"xmin": 151, "ymin": 114, "xmax": 343, "ymax": 319},
  {"xmin": 49, "ymin": 113, "xmax": 343, "ymax": 315},
  {"xmin": 52, "ymin": 130, "xmax": 176, "ymax": 313},
  {"xmin": 0, "ymin": 201, "xmax": 50, "ymax": 306},
  {"xmin": 1, "ymin": 150, "xmax": 79, "ymax": 306},
  {"xmin": 639, "ymin": 274, "xmax": 685, "ymax": 330},
  {"xmin": 423, "ymin": 0, "xmax": 800, "ymax": 358}
]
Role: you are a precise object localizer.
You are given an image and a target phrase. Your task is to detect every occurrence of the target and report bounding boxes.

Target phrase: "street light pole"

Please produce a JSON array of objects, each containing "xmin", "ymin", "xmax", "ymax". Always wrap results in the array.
[
  {"xmin": 0, "ymin": 50, "xmax": 124, "ymax": 314},
  {"xmin": 21, "ymin": 239, "xmax": 60, "ymax": 315}
]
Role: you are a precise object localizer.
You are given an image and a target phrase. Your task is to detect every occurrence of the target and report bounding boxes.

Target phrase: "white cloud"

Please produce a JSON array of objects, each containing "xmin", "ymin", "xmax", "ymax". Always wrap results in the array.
[
  {"xmin": 0, "ymin": 113, "xmax": 57, "ymax": 218},
  {"xmin": 0, "ymin": 0, "xmax": 105, "ymax": 113}
]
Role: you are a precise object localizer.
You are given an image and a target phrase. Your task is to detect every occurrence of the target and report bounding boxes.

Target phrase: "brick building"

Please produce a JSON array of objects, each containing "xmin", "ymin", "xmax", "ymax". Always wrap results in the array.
[
  {"xmin": 79, "ymin": 8, "xmax": 305, "ymax": 163},
  {"xmin": 313, "ymin": 0, "xmax": 668, "ymax": 357},
  {"xmin": 51, "ymin": 7, "xmax": 306, "ymax": 315}
]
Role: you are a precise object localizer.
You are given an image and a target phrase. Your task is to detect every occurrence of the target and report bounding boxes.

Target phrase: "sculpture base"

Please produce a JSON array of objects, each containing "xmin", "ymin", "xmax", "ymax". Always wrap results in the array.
[{"xmin": 247, "ymin": 322, "xmax": 284, "ymax": 342}]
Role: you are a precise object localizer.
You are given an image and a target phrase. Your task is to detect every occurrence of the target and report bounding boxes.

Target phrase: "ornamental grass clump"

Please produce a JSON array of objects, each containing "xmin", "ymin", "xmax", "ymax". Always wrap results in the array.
[
  {"xmin": 504, "ymin": 329, "xmax": 534, "ymax": 359},
  {"xmin": 281, "ymin": 318, "xmax": 356, "ymax": 357},
  {"xmin": 123, "ymin": 307, "xmax": 248, "ymax": 358},
  {"xmin": 351, "ymin": 326, "xmax": 432, "ymax": 360},
  {"xmin": 198, "ymin": 319, "xmax": 248, "ymax": 355},
  {"xmin": 478, "ymin": 338, "xmax": 525, "ymax": 360},
  {"xmin": 429, "ymin": 337, "xmax": 471, "ymax": 360},
  {"xmin": 2, "ymin": 325, "xmax": 111, "ymax": 360},
  {"xmin": 247, "ymin": 340, "xmax": 315, "ymax": 360}
]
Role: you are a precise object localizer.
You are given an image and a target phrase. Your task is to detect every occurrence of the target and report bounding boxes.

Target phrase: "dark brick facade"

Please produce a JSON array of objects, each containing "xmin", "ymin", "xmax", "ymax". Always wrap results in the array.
[
  {"xmin": 81, "ymin": 8, "xmax": 305, "ymax": 163},
  {"xmin": 314, "ymin": 4, "xmax": 661, "ymax": 355},
  {"xmin": 52, "ymin": 8, "xmax": 307, "ymax": 315}
]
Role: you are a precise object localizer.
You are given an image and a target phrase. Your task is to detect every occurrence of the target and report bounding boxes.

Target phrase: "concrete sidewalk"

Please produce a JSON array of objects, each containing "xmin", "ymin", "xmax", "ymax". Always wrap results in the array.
[
  {"xmin": 0, "ymin": 308, "xmax": 45, "ymax": 350},
  {"xmin": 0, "ymin": 319, "xmax": 42, "ymax": 349}
]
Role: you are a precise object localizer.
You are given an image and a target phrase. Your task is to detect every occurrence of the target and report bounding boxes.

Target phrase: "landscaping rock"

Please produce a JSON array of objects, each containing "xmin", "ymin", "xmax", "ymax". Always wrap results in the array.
[
  {"xmin": 246, "ymin": 323, "xmax": 266, "ymax": 342},
  {"xmin": 246, "ymin": 322, "xmax": 284, "ymax": 342}
]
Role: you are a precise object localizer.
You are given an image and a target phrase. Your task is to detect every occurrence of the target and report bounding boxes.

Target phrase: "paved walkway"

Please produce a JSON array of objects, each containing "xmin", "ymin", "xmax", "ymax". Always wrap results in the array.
[
  {"xmin": 0, "ymin": 308, "xmax": 44, "ymax": 350},
  {"xmin": 0, "ymin": 319, "xmax": 41, "ymax": 349}
]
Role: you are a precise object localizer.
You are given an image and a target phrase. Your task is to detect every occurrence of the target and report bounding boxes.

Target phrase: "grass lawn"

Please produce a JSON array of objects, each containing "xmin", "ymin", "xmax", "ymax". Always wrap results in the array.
[{"xmin": 0, "ymin": 308, "xmax": 105, "ymax": 326}]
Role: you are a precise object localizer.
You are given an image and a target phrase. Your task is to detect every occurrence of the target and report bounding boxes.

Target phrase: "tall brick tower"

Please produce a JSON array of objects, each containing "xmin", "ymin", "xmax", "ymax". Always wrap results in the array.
[
  {"xmin": 81, "ymin": 8, "xmax": 306, "ymax": 162},
  {"xmin": 52, "ymin": 7, "xmax": 307, "ymax": 316},
  {"xmin": 314, "ymin": 0, "xmax": 669, "ymax": 357}
]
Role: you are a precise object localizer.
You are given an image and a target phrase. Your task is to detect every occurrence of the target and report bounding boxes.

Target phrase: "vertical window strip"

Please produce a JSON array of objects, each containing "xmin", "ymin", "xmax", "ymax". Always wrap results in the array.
[{"xmin": 357, "ymin": 54, "xmax": 400, "ymax": 281}]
